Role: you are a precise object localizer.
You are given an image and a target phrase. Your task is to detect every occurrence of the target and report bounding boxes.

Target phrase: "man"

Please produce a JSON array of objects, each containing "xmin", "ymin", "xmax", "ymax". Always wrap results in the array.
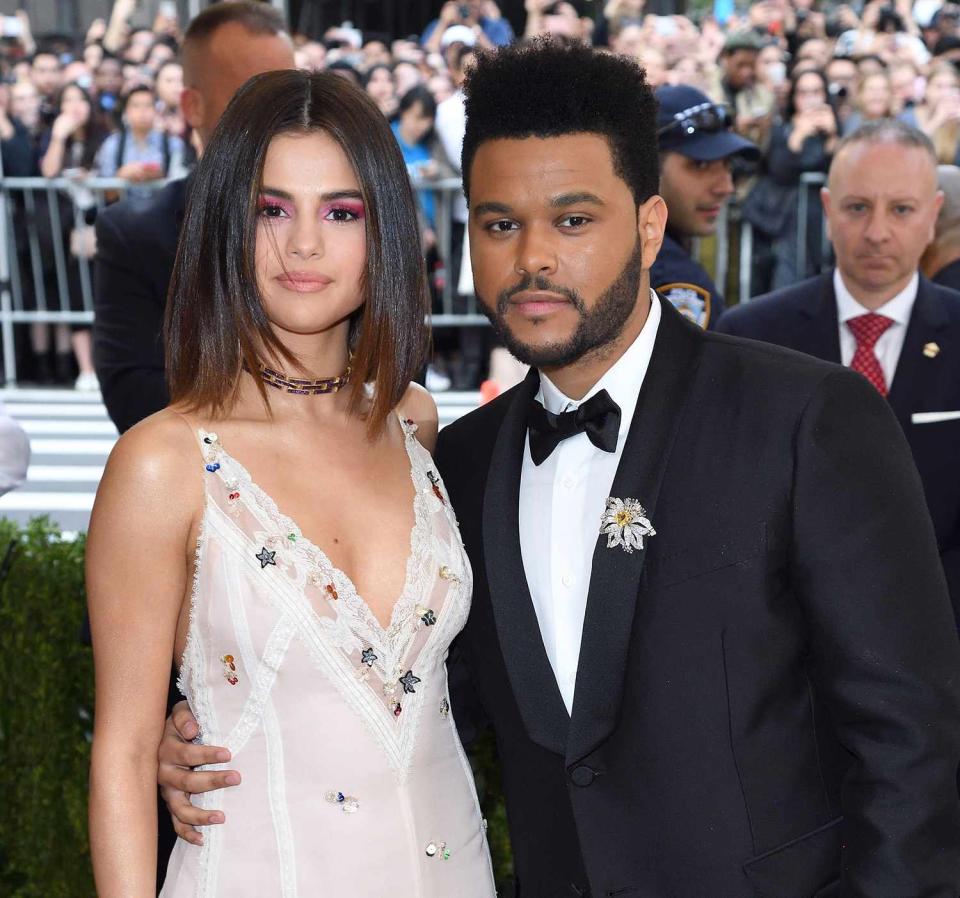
[
  {"xmin": 421, "ymin": 0, "xmax": 513, "ymax": 53},
  {"xmin": 718, "ymin": 121, "xmax": 960, "ymax": 626},
  {"xmin": 825, "ymin": 54, "xmax": 858, "ymax": 126},
  {"xmin": 92, "ymin": 1, "xmax": 294, "ymax": 433},
  {"xmin": 921, "ymin": 163, "xmax": 960, "ymax": 290},
  {"xmin": 28, "ymin": 50, "xmax": 60, "ymax": 127},
  {"xmin": 708, "ymin": 29, "xmax": 774, "ymax": 149},
  {"xmin": 158, "ymin": 43, "xmax": 960, "ymax": 896},
  {"xmin": 651, "ymin": 84, "xmax": 759, "ymax": 328}
]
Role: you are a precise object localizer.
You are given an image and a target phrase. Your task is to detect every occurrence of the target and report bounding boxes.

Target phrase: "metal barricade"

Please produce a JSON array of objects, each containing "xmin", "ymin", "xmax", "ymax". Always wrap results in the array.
[{"xmin": 0, "ymin": 176, "xmax": 168, "ymax": 385}]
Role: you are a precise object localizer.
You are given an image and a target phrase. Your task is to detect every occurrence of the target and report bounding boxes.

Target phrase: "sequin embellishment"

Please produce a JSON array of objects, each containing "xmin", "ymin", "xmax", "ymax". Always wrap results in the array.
[
  {"xmin": 361, "ymin": 647, "xmax": 377, "ymax": 667},
  {"xmin": 220, "ymin": 654, "xmax": 239, "ymax": 685},
  {"xmin": 399, "ymin": 670, "xmax": 421, "ymax": 694},
  {"xmin": 440, "ymin": 698, "xmax": 450, "ymax": 718},
  {"xmin": 426, "ymin": 471, "xmax": 445, "ymax": 505},
  {"xmin": 256, "ymin": 547, "xmax": 277, "ymax": 569},
  {"xmin": 425, "ymin": 841, "xmax": 451, "ymax": 860},
  {"xmin": 416, "ymin": 606, "xmax": 437, "ymax": 626},
  {"xmin": 205, "ymin": 462, "xmax": 220, "ymax": 473},
  {"xmin": 325, "ymin": 790, "xmax": 360, "ymax": 813}
]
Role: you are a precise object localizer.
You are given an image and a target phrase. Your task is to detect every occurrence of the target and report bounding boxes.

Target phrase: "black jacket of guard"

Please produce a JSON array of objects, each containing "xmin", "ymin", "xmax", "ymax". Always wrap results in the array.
[
  {"xmin": 92, "ymin": 176, "xmax": 190, "ymax": 433},
  {"xmin": 436, "ymin": 298, "xmax": 960, "ymax": 898},
  {"xmin": 716, "ymin": 271, "xmax": 960, "ymax": 629}
]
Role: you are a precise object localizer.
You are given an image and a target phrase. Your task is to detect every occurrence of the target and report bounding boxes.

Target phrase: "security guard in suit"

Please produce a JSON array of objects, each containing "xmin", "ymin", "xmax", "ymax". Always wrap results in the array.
[{"xmin": 652, "ymin": 85, "xmax": 759, "ymax": 330}]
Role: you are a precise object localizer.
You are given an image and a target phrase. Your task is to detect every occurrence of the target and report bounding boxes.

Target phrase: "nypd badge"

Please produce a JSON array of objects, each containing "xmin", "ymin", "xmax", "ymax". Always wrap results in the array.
[{"xmin": 656, "ymin": 282, "xmax": 712, "ymax": 329}]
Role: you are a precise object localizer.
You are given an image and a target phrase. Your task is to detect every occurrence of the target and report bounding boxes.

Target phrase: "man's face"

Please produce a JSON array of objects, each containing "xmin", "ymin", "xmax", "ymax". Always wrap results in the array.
[
  {"xmin": 11, "ymin": 81, "xmax": 39, "ymax": 128},
  {"xmin": 468, "ymin": 134, "xmax": 666, "ymax": 370},
  {"xmin": 658, "ymin": 152, "xmax": 735, "ymax": 238},
  {"xmin": 183, "ymin": 22, "xmax": 295, "ymax": 147},
  {"xmin": 723, "ymin": 49, "xmax": 758, "ymax": 90},
  {"xmin": 822, "ymin": 140, "xmax": 942, "ymax": 301},
  {"xmin": 826, "ymin": 59, "xmax": 857, "ymax": 98},
  {"xmin": 124, "ymin": 91, "xmax": 156, "ymax": 132},
  {"xmin": 95, "ymin": 59, "xmax": 123, "ymax": 95},
  {"xmin": 31, "ymin": 54, "xmax": 61, "ymax": 97}
]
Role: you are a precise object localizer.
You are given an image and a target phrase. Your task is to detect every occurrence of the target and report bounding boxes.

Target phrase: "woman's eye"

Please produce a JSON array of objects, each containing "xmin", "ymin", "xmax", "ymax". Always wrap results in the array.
[
  {"xmin": 259, "ymin": 203, "xmax": 287, "ymax": 219},
  {"xmin": 325, "ymin": 206, "xmax": 361, "ymax": 222}
]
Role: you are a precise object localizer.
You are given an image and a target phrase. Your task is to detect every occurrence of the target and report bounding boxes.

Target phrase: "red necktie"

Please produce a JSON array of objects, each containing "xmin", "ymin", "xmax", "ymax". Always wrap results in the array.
[{"xmin": 847, "ymin": 313, "xmax": 895, "ymax": 396}]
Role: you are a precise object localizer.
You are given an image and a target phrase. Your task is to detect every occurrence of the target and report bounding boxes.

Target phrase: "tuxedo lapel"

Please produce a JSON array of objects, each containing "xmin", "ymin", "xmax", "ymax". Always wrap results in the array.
[
  {"xmin": 796, "ymin": 272, "xmax": 841, "ymax": 363},
  {"xmin": 482, "ymin": 367, "xmax": 570, "ymax": 756},
  {"xmin": 886, "ymin": 278, "xmax": 950, "ymax": 428},
  {"xmin": 566, "ymin": 300, "xmax": 704, "ymax": 765}
]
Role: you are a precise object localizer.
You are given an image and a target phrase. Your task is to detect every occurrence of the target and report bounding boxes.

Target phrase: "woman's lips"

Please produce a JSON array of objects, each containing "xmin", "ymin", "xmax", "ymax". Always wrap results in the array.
[{"xmin": 276, "ymin": 272, "xmax": 334, "ymax": 292}]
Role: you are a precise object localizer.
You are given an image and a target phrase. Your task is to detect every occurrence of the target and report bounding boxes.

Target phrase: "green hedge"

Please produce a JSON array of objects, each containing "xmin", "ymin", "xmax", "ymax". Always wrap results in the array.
[{"xmin": 0, "ymin": 517, "xmax": 512, "ymax": 895}]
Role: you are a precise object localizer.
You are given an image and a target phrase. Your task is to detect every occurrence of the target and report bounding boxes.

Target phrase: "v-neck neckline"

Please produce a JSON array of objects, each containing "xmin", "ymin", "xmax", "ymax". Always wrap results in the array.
[{"xmin": 201, "ymin": 417, "xmax": 424, "ymax": 636}]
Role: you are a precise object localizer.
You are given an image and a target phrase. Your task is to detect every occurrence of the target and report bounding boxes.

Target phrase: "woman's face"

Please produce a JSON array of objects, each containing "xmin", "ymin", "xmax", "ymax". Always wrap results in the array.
[
  {"xmin": 926, "ymin": 70, "xmax": 959, "ymax": 108},
  {"xmin": 255, "ymin": 131, "xmax": 367, "ymax": 343},
  {"xmin": 60, "ymin": 86, "xmax": 91, "ymax": 125},
  {"xmin": 365, "ymin": 67, "xmax": 395, "ymax": 103},
  {"xmin": 400, "ymin": 100, "xmax": 433, "ymax": 144},
  {"xmin": 793, "ymin": 72, "xmax": 826, "ymax": 114},
  {"xmin": 860, "ymin": 74, "xmax": 891, "ymax": 118},
  {"xmin": 155, "ymin": 63, "xmax": 183, "ymax": 107}
]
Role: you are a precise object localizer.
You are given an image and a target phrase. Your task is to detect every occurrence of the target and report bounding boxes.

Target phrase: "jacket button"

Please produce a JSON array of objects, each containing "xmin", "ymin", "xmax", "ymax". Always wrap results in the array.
[{"xmin": 570, "ymin": 764, "xmax": 596, "ymax": 787}]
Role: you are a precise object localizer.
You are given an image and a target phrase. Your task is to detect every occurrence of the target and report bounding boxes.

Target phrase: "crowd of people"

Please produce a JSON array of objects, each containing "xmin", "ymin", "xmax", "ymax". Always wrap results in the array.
[{"xmin": 4, "ymin": 0, "xmax": 960, "ymax": 391}]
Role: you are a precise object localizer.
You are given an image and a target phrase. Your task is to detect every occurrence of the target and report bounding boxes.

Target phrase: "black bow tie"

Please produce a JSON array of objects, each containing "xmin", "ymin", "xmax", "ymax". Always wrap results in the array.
[{"xmin": 527, "ymin": 389, "xmax": 621, "ymax": 466}]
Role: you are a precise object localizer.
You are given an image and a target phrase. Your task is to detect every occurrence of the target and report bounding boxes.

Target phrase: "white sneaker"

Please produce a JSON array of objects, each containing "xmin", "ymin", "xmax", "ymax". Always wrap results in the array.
[
  {"xmin": 425, "ymin": 364, "xmax": 451, "ymax": 393},
  {"xmin": 75, "ymin": 371, "xmax": 100, "ymax": 392}
]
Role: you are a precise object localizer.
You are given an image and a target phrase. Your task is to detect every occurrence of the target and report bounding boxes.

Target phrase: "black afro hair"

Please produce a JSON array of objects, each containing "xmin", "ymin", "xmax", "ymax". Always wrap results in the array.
[{"xmin": 461, "ymin": 39, "xmax": 660, "ymax": 206}]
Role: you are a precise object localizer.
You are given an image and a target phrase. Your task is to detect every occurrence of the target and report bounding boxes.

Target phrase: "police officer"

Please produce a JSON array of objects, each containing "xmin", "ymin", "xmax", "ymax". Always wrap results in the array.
[{"xmin": 652, "ymin": 84, "xmax": 759, "ymax": 329}]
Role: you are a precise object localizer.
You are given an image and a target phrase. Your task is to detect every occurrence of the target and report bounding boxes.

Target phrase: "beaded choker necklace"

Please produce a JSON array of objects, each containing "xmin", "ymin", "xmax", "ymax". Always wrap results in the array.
[{"xmin": 259, "ymin": 363, "xmax": 351, "ymax": 396}]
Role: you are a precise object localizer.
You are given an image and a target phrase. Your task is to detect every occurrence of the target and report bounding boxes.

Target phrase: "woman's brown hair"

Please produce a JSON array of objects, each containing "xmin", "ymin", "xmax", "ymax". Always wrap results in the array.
[{"xmin": 165, "ymin": 69, "xmax": 429, "ymax": 433}]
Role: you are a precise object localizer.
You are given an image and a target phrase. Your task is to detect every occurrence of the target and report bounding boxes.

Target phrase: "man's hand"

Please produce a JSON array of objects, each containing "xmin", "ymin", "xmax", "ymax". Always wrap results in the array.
[{"xmin": 158, "ymin": 701, "xmax": 241, "ymax": 847}]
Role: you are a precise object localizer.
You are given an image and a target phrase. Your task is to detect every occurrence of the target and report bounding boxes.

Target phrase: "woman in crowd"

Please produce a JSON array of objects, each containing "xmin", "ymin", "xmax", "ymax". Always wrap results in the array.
[
  {"xmin": 915, "ymin": 61, "xmax": 960, "ymax": 163},
  {"xmin": 843, "ymin": 68, "xmax": 896, "ymax": 133},
  {"xmin": 745, "ymin": 68, "xmax": 838, "ymax": 291},
  {"xmin": 86, "ymin": 69, "xmax": 495, "ymax": 897},
  {"xmin": 363, "ymin": 61, "xmax": 398, "ymax": 118},
  {"xmin": 36, "ymin": 82, "xmax": 111, "ymax": 389}
]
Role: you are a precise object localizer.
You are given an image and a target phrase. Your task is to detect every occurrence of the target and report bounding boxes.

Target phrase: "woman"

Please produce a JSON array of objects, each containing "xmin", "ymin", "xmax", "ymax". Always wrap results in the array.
[
  {"xmin": 36, "ymin": 82, "xmax": 111, "ymax": 389},
  {"xmin": 363, "ymin": 62, "xmax": 398, "ymax": 118},
  {"xmin": 842, "ymin": 69, "xmax": 895, "ymax": 134},
  {"xmin": 915, "ymin": 62, "xmax": 960, "ymax": 163},
  {"xmin": 87, "ymin": 70, "xmax": 495, "ymax": 897},
  {"xmin": 744, "ymin": 69, "xmax": 838, "ymax": 292}
]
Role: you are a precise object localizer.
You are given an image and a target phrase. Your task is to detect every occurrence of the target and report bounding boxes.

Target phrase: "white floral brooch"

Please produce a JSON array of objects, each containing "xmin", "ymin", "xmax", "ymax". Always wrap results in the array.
[{"xmin": 600, "ymin": 497, "xmax": 656, "ymax": 554}]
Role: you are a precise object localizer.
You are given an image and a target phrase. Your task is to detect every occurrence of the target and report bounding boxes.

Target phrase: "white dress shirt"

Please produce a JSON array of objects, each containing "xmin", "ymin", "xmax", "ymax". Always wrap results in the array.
[
  {"xmin": 518, "ymin": 292, "xmax": 662, "ymax": 714},
  {"xmin": 834, "ymin": 268, "xmax": 917, "ymax": 388}
]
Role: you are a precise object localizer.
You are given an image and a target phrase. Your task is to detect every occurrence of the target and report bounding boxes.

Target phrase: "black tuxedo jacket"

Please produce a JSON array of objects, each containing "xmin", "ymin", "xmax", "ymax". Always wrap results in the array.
[
  {"xmin": 436, "ymin": 299, "xmax": 960, "ymax": 898},
  {"xmin": 93, "ymin": 176, "xmax": 189, "ymax": 433},
  {"xmin": 716, "ymin": 272, "xmax": 960, "ymax": 626}
]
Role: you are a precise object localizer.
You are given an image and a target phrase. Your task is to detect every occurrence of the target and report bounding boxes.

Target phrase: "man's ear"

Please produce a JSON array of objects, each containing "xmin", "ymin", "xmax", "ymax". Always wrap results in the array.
[
  {"xmin": 180, "ymin": 86, "xmax": 204, "ymax": 131},
  {"xmin": 638, "ymin": 194, "xmax": 668, "ymax": 270}
]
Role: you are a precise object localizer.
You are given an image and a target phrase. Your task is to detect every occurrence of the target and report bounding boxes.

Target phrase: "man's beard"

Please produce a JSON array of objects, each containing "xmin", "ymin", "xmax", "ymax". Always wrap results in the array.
[{"xmin": 477, "ymin": 241, "xmax": 644, "ymax": 369}]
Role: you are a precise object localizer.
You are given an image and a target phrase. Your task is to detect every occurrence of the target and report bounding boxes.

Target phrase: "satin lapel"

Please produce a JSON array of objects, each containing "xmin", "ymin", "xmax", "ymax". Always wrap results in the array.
[
  {"xmin": 796, "ymin": 272, "xmax": 842, "ymax": 363},
  {"xmin": 886, "ymin": 278, "xmax": 949, "ymax": 429},
  {"xmin": 482, "ymin": 367, "xmax": 570, "ymax": 756},
  {"xmin": 566, "ymin": 300, "xmax": 704, "ymax": 765}
]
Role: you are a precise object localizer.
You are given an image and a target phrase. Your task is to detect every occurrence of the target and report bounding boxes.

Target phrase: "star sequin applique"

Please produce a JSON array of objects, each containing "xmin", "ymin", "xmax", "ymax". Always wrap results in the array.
[{"xmin": 256, "ymin": 547, "xmax": 277, "ymax": 569}]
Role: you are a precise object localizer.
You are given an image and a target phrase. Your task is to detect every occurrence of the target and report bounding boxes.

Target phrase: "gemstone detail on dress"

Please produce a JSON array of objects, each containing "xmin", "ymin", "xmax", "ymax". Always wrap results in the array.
[
  {"xmin": 399, "ymin": 670, "xmax": 421, "ymax": 694},
  {"xmin": 325, "ymin": 583, "xmax": 339, "ymax": 601},
  {"xmin": 361, "ymin": 647, "xmax": 377, "ymax": 667},
  {"xmin": 220, "ymin": 654, "xmax": 238, "ymax": 685},
  {"xmin": 256, "ymin": 547, "xmax": 277, "ymax": 569},
  {"xmin": 439, "ymin": 565, "xmax": 458, "ymax": 582},
  {"xmin": 426, "ymin": 471, "xmax": 445, "ymax": 505},
  {"xmin": 420, "ymin": 608, "xmax": 437, "ymax": 627},
  {"xmin": 425, "ymin": 840, "xmax": 450, "ymax": 859},
  {"xmin": 440, "ymin": 698, "xmax": 450, "ymax": 718},
  {"xmin": 325, "ymin": 790, "xmax": 359, "ymax": 813},
  {"xmin": 203, "ymin": 433, "xmax": 218, "ymax": 445},
  {"xmin": 205, "ymin": 462, "xmax": 221, "ymax": 473}
]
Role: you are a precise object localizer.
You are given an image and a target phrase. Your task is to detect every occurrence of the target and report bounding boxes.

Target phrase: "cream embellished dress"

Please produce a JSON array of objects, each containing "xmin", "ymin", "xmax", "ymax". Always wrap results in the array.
[{"xmin": 160, "ymin": 418, "xmax": 496, "ymax": 898}]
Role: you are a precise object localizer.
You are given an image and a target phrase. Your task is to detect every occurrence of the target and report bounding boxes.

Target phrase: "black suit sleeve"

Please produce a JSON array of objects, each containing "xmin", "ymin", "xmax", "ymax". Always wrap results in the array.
[
  {"xmin": 93, "ymin": 209, "xmax": 169, "ymax": 433},
  {"xmin": 792, "ymin": 369, "xmax": 960, "ymax": 893}
]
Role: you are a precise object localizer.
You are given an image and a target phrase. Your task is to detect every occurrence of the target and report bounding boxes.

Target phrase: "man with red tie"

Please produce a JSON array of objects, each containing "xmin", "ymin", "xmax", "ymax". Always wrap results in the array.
[{"xmin": 718, "ymin": 119, "xmax": 960, "ymax": 625}]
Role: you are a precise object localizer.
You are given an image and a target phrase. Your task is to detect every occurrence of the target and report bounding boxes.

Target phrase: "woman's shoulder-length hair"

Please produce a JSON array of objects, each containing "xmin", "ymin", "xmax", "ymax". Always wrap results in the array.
[{"xmin": 165, "ymin": 68, "xmax": 429, "ymax": 434}]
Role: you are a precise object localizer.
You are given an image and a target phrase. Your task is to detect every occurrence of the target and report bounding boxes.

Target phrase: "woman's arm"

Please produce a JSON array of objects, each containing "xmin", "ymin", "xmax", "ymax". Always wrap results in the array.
[{"xmin": 87, "ymin": 413, "xmax": 202, "ymax": 898}]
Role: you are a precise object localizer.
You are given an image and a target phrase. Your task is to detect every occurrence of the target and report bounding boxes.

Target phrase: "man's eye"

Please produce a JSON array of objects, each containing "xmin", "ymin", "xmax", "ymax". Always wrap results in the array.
[
  {"xmin": 559, "ymin": 215, "xmax": 590, "ymax": 228},
  {"xmin": 486, "ymin": 220, "xmax": 517, "ymax": 233},
  {"xmin": 845, "ymin": 203, "xmax": 866, "ymax": 214},
  {"xmin": 893, "ymin": 205, "xmax": 913, "ymax": 215}
]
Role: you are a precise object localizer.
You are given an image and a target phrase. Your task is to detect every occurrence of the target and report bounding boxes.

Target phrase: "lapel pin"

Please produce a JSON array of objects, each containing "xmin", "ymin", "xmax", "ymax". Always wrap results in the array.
[
  {"xmin": 600, "ymin": 497, "xmax": 656, "ymax": 554},
  {"xmin": 923, "ymin": 342, "xmax": 940, "ymax": 358}
]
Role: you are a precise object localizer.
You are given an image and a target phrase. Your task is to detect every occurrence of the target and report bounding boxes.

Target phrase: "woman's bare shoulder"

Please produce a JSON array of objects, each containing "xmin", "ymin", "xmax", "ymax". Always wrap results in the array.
[{"xmin": 399, "ymin": 383, "xmax": 439, "ymax": 451}]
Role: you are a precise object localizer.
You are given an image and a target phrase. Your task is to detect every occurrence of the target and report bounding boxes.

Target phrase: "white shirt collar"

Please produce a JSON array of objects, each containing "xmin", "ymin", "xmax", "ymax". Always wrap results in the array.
[
  {"xmin": 537, "ymin": 290, "xmax": 661, "ymax": 435},
  {"xmin": 834, "ymin": 268, "xmax": 918, "ymax": 327}
]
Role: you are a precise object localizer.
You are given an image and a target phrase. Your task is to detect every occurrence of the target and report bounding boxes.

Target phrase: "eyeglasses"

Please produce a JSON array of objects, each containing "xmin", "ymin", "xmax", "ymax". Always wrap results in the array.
[{"xmin": 657, "ymin": 102, "xmax": 733, "ymax": 138}]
